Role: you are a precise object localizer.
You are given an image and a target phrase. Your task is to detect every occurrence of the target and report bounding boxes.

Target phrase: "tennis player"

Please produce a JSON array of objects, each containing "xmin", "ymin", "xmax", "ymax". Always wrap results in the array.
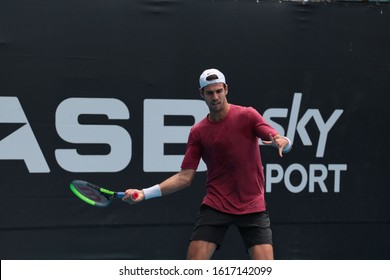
[{"xmin": 123, "ymin": 68, "xmax": 292, "ymax": 260}]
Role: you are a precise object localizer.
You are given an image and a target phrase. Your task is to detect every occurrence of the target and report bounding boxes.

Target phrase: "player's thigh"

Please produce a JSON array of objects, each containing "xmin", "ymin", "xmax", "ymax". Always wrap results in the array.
[
  {"xmin": 190, "ymin": 205, "xmax": 232, "ymax": 247},
  {"xmin": 237, "ymin": 210, "xmax": 273, "ymax": 253}
]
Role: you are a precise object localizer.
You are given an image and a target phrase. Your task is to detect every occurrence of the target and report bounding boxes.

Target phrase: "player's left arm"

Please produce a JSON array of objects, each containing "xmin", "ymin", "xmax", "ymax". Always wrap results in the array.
[{"xmin": 248, "ymin": 107, "xmax": 292, "ymax": 157}]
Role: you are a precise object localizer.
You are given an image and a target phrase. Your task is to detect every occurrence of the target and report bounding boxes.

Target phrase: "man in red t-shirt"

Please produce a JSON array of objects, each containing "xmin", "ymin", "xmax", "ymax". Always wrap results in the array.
[{"xmin": 123, "ymin": 68, "xmax": 292, "ymax": 260}]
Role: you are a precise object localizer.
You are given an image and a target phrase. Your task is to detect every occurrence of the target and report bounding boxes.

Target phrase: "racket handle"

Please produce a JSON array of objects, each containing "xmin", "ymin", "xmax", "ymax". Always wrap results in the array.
[
  {"xmin": 117, "ymin": 192, "xmax": 125, "ymax": 198},
  {"xmin": 117, "ymin": 192, "xmax": 138, "ymax": 200}
]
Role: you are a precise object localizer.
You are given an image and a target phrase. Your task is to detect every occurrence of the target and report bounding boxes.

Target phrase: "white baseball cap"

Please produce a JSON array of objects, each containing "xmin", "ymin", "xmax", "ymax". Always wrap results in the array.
[{"xmin": 199, "ymin": 68, "xmax": 226, "ymax": 89}]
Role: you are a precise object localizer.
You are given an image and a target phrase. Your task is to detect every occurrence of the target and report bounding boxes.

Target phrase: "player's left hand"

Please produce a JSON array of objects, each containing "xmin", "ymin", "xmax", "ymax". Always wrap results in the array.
[{"xmin": 261, "ymin": 134, "xmax": 290, "ymax": 157}]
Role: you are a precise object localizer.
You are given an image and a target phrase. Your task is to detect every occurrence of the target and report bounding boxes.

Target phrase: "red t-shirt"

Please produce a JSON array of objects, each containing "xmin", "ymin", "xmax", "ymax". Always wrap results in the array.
[{"xmin": 181, "ymin": 104, "xmax": 278, "ymax": 214}]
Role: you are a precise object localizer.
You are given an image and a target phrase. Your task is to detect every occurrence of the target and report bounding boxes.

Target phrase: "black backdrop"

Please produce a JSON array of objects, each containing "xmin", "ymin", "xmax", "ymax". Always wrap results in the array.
[{"xmin": 0, "ymin": 0, "xmax": 389, "ymax": 260}]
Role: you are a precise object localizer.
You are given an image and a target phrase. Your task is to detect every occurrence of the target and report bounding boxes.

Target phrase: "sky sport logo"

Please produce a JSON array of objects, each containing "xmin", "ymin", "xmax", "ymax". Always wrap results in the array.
[{"xmin": 0, "ymin": 93, "xmax": 346, "ymax": 193}]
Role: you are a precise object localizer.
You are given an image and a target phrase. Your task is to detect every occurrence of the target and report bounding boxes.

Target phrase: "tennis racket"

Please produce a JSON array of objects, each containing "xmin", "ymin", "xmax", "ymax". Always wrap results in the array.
[{"xmin": 70, "ymin": 179, "xmax": 138, "ymax": 207}]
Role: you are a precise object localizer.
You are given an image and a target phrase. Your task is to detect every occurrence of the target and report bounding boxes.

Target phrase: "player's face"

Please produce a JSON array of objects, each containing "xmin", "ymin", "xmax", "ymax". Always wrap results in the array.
[{"xmin": 200, "ymin": 83, "xmax": 228, "ymax": 113}]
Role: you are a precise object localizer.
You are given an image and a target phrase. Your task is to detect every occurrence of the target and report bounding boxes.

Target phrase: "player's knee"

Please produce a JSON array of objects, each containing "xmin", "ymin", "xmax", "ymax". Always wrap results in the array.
[
  {"xmin": 186, "ymin": 240, "xmax": 216, "ymax": 260},
  {"xmin": 249, "ymin": 244, "xmax": 274, "ymax": 260}
]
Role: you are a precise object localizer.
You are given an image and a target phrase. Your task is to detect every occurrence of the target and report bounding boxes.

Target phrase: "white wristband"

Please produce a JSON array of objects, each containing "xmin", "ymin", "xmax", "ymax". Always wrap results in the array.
[
  {"xmin": 143, "ymin": 184, "xmax": 162, "ymax": 200},
  {"xmin": 282, "ymin": 137, "xmax": 292, "ymax": 153}
]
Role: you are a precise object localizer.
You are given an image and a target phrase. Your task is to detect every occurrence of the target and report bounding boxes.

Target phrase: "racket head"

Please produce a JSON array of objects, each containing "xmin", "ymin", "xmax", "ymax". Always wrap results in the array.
[{"xmin": 70, "ymin": 180, "xmax": 112, "ymax": 207}]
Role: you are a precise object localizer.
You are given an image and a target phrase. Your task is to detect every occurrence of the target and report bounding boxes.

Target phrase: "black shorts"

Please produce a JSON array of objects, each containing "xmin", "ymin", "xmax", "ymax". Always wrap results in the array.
[{"xmin": 190, "ymin": 204, "xmax": 272, "ymax": 250}]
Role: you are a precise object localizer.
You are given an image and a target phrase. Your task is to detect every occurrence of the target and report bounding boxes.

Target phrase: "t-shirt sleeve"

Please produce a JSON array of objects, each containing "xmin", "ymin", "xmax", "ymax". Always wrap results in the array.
[{"xmin": 180, "ymin": 127, "xmax": 202, "ymax": 170}]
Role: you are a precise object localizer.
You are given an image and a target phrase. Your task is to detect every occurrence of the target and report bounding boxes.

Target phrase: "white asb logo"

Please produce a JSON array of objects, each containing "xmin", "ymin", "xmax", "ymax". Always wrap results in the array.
[{"xmin": 0, "ymin": 94, "xmax": 347, "ymax": 193}]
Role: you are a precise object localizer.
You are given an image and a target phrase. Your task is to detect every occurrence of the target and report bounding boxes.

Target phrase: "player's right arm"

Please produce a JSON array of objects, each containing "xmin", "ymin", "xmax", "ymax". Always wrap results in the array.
[
  {"xmin": 159, "ymin": 168, "xmax": 196, "ymax": 195},
  {"xmin": 122, "ymin": 168, "xmax": 196, "ymax": 204}
]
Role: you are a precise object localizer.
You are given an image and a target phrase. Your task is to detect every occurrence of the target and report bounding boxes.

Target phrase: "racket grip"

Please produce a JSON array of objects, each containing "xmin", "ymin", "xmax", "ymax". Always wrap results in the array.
[
  {"xmin": 117, "ymin": 192, "xmax": 138, "ymax": 200},
  {"xmin": 117, "ymin": 192, "xmax": 126, "ymax": 198}
]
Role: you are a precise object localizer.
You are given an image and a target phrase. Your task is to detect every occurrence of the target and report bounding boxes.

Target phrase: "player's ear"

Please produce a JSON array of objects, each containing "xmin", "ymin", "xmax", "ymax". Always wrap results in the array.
[
  {"xmin": 225, "ymin": 84, "xmax": 228, "ymax": 95},
  {"xmin": 199, "ymin": 88, "xmax": 204, "ymax": 99}
]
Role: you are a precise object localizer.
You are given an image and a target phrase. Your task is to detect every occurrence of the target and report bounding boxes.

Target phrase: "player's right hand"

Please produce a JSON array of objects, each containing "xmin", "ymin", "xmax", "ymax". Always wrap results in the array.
[{"xmin": 122, "ymin": 189, "xmax": 144, "ymax": 204}]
